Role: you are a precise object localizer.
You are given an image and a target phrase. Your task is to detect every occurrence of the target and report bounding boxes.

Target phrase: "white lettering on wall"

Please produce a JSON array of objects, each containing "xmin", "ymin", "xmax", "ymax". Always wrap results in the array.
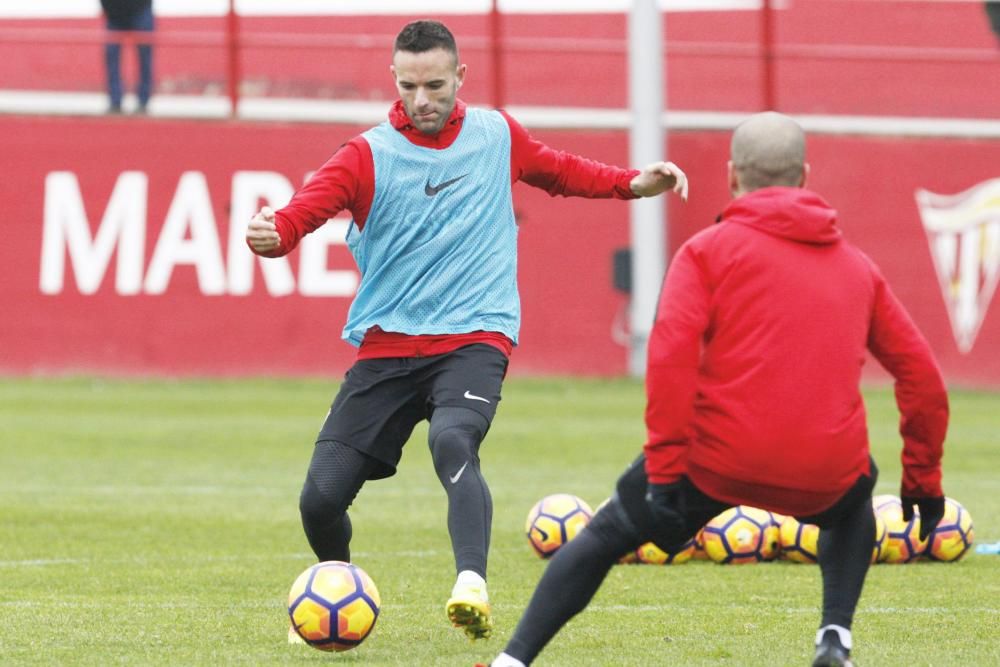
[
  {"xmin": 299, "ymin": 220, "xmax": 359, "ymax": 296},
  {"xmin": 39, "ymin": 170, "xmax": 358, "ymax": 297},
  {"xmin": 144, "ymin": 172, "xmax": 226, "ymax": 295},
  {"xmin": 40, "ymin": 171, "xmax": 147, "ymax": 295},
  {"xmin": 227, "ymin": 171, "xmax": 296, "ymax": 296}
]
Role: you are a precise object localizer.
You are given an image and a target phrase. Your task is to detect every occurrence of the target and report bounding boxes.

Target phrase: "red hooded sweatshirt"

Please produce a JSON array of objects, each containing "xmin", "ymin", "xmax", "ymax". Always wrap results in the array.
[{"xmin": 643, "ymin": 187, "xmax": 948, "ymax": 516}]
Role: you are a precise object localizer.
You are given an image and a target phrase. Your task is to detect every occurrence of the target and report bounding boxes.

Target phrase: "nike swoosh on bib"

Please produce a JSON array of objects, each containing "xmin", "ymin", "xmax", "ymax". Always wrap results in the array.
[{"xmin": 425, "ymin": 173, "xmax": 469, "ymax": 196}]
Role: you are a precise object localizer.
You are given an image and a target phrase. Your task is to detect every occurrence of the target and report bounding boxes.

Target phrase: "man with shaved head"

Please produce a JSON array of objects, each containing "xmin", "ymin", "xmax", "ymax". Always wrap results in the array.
[
  {"xmin": 730, "ymin": 110, "xmax": 807, "ymax": 190},
  {"xmin": 480, "ymin": 112, "xmax": 949, "ymax": 667}
]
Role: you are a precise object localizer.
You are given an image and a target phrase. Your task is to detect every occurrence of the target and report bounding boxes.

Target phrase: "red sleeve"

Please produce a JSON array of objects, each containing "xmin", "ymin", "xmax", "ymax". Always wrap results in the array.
[
  {"xmin": 865, "ymin": 261, "xmax": 949, "ymax": 498},
  {"xmin": 643, "ymin": 240, "xmax": 713, "ymax": 484},
  {"xmin": 499, "ymin": 110, "xmax": 639, "ymax": 199},
  {"xmin": 256, "ymin": 137, "xmax": 374, "ymax": 257}
]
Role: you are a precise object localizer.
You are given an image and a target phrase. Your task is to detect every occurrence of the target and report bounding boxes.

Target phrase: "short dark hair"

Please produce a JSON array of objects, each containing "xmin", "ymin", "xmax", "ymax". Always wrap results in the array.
[{"xmin": 394, "ymin": 20, "xmax": 458, "ymax": 60}]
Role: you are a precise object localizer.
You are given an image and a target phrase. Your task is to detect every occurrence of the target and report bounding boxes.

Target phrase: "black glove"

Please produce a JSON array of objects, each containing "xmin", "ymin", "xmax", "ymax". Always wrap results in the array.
[
  {"xmin": 901, "ymin": 495, "xmax": 945, "ymax": 541},
  {"xmin": 645, "ymin": 481, "xmax": 688, "ymax": 552}
]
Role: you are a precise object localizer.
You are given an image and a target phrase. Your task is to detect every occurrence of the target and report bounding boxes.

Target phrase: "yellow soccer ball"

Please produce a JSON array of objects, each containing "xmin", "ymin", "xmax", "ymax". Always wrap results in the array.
[
  {"xmin": 874, "ymin": 495, "xmax": 927, "ymax": 564},
  {"xmin": 635, "ymin": 536, "xmax": 697, "ymax": 565},
  {"xmin": 871, "ymin": 513, "xmax": 888, "ymax": 563},
  {"xmin": 924, "ymin": 497, "xmax": 974, "ymax": 562},
  {"xmin": 702, "ymin": 506, "xmax": 780, "ymax": 564},
  {"xmin": 525, "ymin": 494, "xmax": 594, "ymax": 559},
  {"xmin": 288, "ymin": 561, "xmax": 380, "ymax": 652},
  {"xmin": 779, "ymin": 515, "xmax": 819, "ymax": 564},
  {"xmin": 779, "ymin": 510, "xmax": 886, "ymax": 564}
]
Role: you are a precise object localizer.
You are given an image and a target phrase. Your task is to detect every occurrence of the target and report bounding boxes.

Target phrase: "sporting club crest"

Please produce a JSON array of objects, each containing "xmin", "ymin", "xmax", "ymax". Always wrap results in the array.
[{"xmin": 916, "ymin": 178, "xmax": 1000, "ymax": 353}]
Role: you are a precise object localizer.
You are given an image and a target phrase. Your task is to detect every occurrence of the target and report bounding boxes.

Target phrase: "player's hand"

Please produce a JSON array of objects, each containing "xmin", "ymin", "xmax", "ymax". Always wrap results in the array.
[
  {"xmin": 901, "ymin": 494, "xmax": 945, "ymax": 541},
  {"xmin": 630, "ymin": 161, "xmax": 689, "ymax": 201},
  {"xmin": 645, "ymin": 481, "xmax": 688, "ymax": 551},
  {"xmin": 247, "ymin": 206, "xmax": 281, "ymax": 253}
]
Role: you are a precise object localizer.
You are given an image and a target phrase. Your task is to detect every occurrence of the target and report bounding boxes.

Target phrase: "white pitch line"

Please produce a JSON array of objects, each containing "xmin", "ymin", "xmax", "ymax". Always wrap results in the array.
[
  {"xmin": 0, "ymin": 553, "xmax": 310, "ymax": 568},
  {"xmin": 0, "ymin": 558, "xmax": 87, "ymax": 567},
  {"xmin": 1, "ymin": 597, "xmax": 995, "ymax": 614},
  {"xmin": 0, "ymin": 484, "xmax": 289, "ymax": 496},
  {"xmin": 585, "ymin": 603, "xmax": 1000, "ymax": 614},
  {"xmin": 0, "ymin": 545, "xmax": 532, "ymax": 569},
  {"xmin": 0, "ymin": 600, "xmax": 281, "ymax": 609}
]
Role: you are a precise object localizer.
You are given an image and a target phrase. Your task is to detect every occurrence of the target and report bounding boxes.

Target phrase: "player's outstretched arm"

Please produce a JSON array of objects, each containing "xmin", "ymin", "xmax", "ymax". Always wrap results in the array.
[
  {"xmin": 629, "ymin": 161, "xmax": 689, "ymax": 201},
  {"xmin": 246, "ymin": 206, "xmax": 282, "ymax": 255}
]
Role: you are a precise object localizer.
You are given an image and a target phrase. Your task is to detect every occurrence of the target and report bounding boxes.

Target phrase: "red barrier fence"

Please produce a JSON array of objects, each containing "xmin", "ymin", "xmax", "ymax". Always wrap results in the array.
[
  {"xmin": 1, "ymin": 1, "xmax": 998, "ymax": 117},
  {"xmin": 4, "ymin": 114, "xmax": 999, "ymax": 385}
]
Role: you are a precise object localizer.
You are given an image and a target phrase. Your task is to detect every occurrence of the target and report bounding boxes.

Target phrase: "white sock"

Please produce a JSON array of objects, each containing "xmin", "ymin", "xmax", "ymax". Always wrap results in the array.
[
  {"xmin": 452, "ymin": 570, "xmax": 488, "ymax": 599},
  {"xmin": 816, "ymin": 624, "xmax": 852, "ymax": 650},
  {"xmin": 490, "ymin": 652, "xmax": 526, "ymax": 667}
]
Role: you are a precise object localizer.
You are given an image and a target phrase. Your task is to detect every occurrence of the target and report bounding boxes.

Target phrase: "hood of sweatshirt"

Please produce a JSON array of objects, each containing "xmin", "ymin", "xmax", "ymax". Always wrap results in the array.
[{"xmin": 721, "ymin": 187, "xmax": 841, "ymax": 245}]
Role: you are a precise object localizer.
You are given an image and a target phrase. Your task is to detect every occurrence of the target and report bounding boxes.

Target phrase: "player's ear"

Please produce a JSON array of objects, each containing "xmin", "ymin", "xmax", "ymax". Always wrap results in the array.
[
  {"xmin": 390, "ymin": 64, "xmax": 397, "ymax": 83},
  {"xmin": 455, "ymin": 63, "xmax": 467, "ymax": 88},
  {"xmin": 799, "ymin": 163, "xmax": 810, "ymax": 188},
  {"xmin": 727, "ymin": 161, "xmax": 740, "ymax": 197}
]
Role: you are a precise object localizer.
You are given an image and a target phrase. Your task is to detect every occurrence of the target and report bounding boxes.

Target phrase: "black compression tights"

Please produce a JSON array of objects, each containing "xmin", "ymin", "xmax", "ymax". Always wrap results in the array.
[
  {"xmin": 501, "ymin": 473, "xmax": 877, "ymax": 665},
  {"xmin": 297, "ymin": 407, "xmax": 492, "ymax": 575},
  {"xmin": 428, "ymin": 407, "xmax": 492, "ymax": 578},
  {"xmin": 298, "ymin": 440, "xmax": 381, "ymax": 562},
  {"xmin": 504, "ymin": 519, "xmax": 636, "ymax": 665},
  {"xmin": 817, "ymin": 497, "xmax": 876, "ymax": 629}
]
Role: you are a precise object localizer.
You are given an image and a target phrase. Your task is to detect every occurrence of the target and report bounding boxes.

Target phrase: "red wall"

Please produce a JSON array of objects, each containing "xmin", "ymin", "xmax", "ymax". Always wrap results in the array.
[
  {"xmin": 3, "ymin": 114, "xmax": 999, "ymax": 384},
  {"xmin": 3, "ymin": 1, "xmax": 998, "ymax": 117}
]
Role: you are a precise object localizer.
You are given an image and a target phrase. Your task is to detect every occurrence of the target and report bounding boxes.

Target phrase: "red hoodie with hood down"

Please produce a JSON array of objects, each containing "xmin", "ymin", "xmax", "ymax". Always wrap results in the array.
[{"xmin": 643, "ymin": 187, "xmax": 948, "ymax": 516}]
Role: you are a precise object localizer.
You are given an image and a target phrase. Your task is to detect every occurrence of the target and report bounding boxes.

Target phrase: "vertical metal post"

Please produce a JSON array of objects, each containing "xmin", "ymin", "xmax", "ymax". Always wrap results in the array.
[
  {"xmin": 627, "ymin": 0, "xmax": 666, "ymax": 377},
  {"xmin": 761, "ymin": 0, "xmax": 775, "ymax": 110},
  {"xmin": 227, "ymin": 0, "xmax": 240, "ymax": 117},
  {"xmin": 489, "ymin": 0, "xmax": 504, "ymax": 109}
]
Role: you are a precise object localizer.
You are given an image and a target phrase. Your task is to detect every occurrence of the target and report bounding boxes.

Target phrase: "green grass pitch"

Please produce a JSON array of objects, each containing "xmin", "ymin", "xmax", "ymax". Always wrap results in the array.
[{"xmin": 1, "ymin": 377, "xmax": 998, "ymax": 665}]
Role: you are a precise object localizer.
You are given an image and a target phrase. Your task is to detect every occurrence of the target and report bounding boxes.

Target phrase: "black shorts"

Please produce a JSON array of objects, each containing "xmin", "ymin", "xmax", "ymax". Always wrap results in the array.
[
  {"xmin": 316, "ymin": 344, "xmax": 509, "ymax": 480},
  {"xmin": 590, "ymin": 453, "xmax": 879, "ymax": 552}
]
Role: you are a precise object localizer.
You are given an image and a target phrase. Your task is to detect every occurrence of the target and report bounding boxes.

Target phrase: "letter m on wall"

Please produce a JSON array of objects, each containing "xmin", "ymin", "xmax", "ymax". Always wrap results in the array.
[{"xmin": 40, "ymin": 171, "xmax": 147, "ymax": 295}]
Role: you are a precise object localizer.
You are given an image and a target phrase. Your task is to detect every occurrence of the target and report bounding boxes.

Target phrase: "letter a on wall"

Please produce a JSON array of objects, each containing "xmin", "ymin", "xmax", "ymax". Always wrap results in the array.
[{"xmin": 916, "ymin": 178, "xmax": 1000, "ymax": 353}]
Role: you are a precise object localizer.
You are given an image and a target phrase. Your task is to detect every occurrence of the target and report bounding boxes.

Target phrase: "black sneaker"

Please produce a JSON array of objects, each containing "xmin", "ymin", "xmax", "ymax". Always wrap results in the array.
[{"xmin": 812, "ymin": 629, "xmax": 854, "ymax": 667}]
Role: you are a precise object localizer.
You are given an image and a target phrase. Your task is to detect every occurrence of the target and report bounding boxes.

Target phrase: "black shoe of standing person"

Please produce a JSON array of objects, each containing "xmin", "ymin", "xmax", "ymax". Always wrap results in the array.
[{"xmin": 812, "ymin": 629, "xmax": 854, "ymax": 667}]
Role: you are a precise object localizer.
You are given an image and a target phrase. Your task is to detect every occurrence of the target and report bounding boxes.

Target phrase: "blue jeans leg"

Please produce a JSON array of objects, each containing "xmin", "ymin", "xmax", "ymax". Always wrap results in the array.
[
  {"xmin": 134, "ymin": 7, "xmax": 155, "ymax": 107},
  {"xmin": 137, "ymin": 43, "xmax": 153, "ymax": 107},
  {"xmin": 104, "ymin": 41, "xmax": 123, "ymax": 109}
]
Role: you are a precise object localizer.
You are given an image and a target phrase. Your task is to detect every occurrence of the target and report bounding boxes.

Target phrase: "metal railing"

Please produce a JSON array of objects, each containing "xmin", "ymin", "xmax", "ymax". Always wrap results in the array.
[{"xmin": 0, "ymin": 0, "xmax": 997, "ymax": 118}]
